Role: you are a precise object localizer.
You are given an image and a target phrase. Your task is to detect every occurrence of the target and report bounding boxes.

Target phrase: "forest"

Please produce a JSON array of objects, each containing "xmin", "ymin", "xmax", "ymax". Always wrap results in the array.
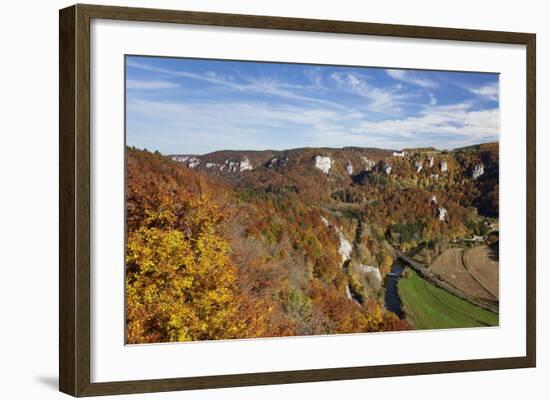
[{"xmin": 125, "ymin": 142, "xmax": 499, "ymax": 343}]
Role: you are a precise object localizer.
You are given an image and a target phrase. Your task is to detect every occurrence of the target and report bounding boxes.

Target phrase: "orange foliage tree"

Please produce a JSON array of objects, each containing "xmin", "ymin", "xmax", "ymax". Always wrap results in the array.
[{"xmin": 125, "ymin": 149, "xmax": 257, "ymax": 343}]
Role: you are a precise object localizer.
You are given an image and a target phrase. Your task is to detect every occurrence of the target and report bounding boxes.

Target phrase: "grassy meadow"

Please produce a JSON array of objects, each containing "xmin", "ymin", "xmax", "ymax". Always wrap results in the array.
[{"xmin": 398, "ymin": 269, "xmax": 498, "ymax": 330}]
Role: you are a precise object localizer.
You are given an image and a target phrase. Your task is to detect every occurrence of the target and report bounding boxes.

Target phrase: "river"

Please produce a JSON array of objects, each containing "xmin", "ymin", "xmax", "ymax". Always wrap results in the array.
[{"xmin": 383, "ymin": 259, "xmax": 406, "ymax": 319}]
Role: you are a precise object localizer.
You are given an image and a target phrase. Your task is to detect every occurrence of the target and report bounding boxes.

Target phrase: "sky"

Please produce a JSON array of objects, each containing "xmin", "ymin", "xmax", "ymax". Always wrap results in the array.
[{"xmin": 126, "ymin": 55, "xmax": 499, "ymax": 155}]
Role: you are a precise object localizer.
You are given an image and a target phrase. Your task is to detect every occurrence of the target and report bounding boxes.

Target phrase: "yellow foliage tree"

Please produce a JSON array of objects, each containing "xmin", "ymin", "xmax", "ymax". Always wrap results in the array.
[
  {"xmin": 126, "ymin": 185, "xmax": 244, "ymax": 343},
  {"xmin": 380, "ymin": 252, "xmax": 394, "ymax": 276}
]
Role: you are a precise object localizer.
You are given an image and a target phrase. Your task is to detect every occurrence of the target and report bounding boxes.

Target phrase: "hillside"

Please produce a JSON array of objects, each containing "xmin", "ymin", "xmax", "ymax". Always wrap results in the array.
[
  {"xmin": 170, "ymin": 142, "xmax": 498, "ymax": 226},
  {"xmin": 125, "ymin": 142, "xmax": 498, "ymax": 342}
]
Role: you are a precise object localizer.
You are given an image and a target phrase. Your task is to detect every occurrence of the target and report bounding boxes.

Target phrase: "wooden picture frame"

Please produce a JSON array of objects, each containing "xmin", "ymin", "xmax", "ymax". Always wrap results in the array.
[{"xmin": 59, "ymin": 3, "xmax": 536, "ymax": 397}]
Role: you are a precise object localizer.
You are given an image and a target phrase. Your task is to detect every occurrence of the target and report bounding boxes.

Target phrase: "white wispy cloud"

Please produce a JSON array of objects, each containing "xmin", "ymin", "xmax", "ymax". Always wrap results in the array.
[
  {"xmin": 127, "ymin": 60, "xmax": 231, "ymax": 85},
  {"xmin": 127, "ymin": 96, "xmax": 498, "ymax": 154},
  {"xmin": 127, "ymin": 60, "xmax": 343, "ymax": 109},
  {"xmin": 126, "ymin": 79, "xmax": 180, "ymax": 90},
  {"xmin": 467, "ymin": 82, "xmax": 499, "ymax": 102},
  {"xmin": 126, "ymin": 95, "xmax": 380, "ymax": 154},
  {"xmin": 330, "ymin": 72, "xmax": 416, "ymax": 113},
  {"xmin": 303, "ymin": 67, "xmax": 326, "ymax": 90},
  {"xmin": 386, "ymin": 69, "xmax": 438, "ymax": 89},
  {"xmin": 126, "ymin": 59, "xmax": 499, "ymax": 153},
  {"xmin": 128, "ymin": 98, "xmax": 357, "ymax": 132},
  {"xmin": 351, "ymin": 102, "xmax": 499, "ymax": 146}
]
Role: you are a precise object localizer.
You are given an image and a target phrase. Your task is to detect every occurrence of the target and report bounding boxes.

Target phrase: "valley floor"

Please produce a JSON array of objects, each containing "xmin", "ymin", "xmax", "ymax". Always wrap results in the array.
[{"xmin": 398, "ymin": 269, "xmax": 499, "ymax": 330}]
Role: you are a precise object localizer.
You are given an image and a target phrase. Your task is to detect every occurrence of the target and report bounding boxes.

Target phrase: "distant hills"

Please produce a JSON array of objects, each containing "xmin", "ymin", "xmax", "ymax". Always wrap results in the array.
[{"xmin": 166, "ymin": 142, "xmax": 498, "ymax": 218}]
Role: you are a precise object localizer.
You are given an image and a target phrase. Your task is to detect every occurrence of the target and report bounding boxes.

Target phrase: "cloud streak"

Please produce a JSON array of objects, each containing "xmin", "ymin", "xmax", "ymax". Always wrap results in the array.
[
  {"xmin": 352, "ymin": 103, "xmax": 499, "ymax": 147},
  {"xmin": 127, "ymin": 60, "xmax": 345, "ymax": 109},
  {"xmin": 467, "ymin": 82, "xmax": 499, "ymax": 102},
  {"xmin": 126, "ymin": 57, "xmax": 500, "ymax": 154},
  {"xmin": 127, "ymin": 79, "xmax": 180, "ymax": 90},
  {"xmin": 386, "ymin": 69, "xmax": 438, "ymax": 89},
  {"xmin": 127, "ymin": 97, "xmax": 498, "ymax": 154},
  {"xmin": 330, "ymin": 72, "xmax": 418, "ymax": 113}
]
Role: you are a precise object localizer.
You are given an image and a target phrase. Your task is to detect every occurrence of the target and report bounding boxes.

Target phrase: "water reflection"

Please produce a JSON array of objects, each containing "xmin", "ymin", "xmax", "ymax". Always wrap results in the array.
[{"xmin": 384, "ymin": 259, "xmax": 406, "ymax": 319}]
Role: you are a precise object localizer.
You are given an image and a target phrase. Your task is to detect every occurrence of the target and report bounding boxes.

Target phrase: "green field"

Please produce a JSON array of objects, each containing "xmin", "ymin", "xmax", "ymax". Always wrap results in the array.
[{"xmin": 398, "ymin": 269, "xmax": 499, "ymax": 330}]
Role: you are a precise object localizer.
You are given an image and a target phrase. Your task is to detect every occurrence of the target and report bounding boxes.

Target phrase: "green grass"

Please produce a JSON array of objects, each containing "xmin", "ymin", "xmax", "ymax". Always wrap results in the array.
[{"xmin": 398, "ymin": 269, "xmax": 499, "ymax": 330}]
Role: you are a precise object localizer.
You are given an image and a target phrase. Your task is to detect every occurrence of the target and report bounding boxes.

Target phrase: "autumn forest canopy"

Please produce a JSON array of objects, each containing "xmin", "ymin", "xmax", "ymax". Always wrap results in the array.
[{"xmin": 125, "ymin": 141, "xmax": 499, "ymax": 343}]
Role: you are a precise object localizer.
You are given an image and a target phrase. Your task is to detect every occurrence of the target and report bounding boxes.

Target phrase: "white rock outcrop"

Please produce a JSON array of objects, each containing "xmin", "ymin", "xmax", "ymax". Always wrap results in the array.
[
  {"xmin": 430, "ymin": 195, "xmax": 437, "ymax": 204},
  {"xmin": 384, "ymin": 165, "xmax": 392, "ymax": 175},
  {"xmin": 225, "ymin": 160, "xmax": 239, "ymax": 173},
  {"xmin": 321, "ymin": 214, "xmax": 366, "ymax": 307},
  {"xmin": 267, "ymin": 157, "xmax": 288, "ymax": 169},
  {"xmin": 346, "ymin": 161, "xmax": 354, "ymax": 175},
  {"xmin": 362, "ymin": 157, "xmax": 376, "ymax": 171},
  {"xmin": 472, "ymin": 164, "xmax": 484, "ymax": 179},
  {"xmin": 221, "ymin": 158, "xmax": 253, "ymax": 173},
  {"xmin": 428, "ymin": 157, "xmax": 434, "ymax": 168},
  {"xmin": 337, "ymin": 229, "xmax": 353, "ymax": 263},
  {"xmin": 205, "ymin": 162, "xmax": 219, "ymax": 169},
  {"xmin": 188, "ymin": 157, "xmax": 200, "ymax": 169},
  {"xmin": 393, "ymin": 151, "xmax": 407, "ymax": 157},
  {"xmin": 440, "ymin": 160, "xmax": 448, "ymax": 172},
  {"xmin": 438, "ymin": 207, "xmax": 448, "ymax": 222},
  {"xmin": 345, "ymin": 285, "xmax": 354, "ymax": 301},
  {"xmin": 171, "ymin": 155, "xmax": 189, "ymax": 163},
  {"xmin": 314, "ymin": 156, "xmax": 333, "ymax": 174},
  {"xmin": 268, "ymin": 158, "xmax": 279, "ymax": 168},
  {"xmin": 320, "ymin": 215, "xmax": 352, "ymax": 263},
  {"xmin": 415, "ymin": 161, "xmax": 423, "ymax": 173},
  {"xmin": 359, "ymin": 265, "xmax": 383, "ymax": 286},
  {"xmin": 239, "ymin": 157, "xmax": 253, "ymax": 172}
]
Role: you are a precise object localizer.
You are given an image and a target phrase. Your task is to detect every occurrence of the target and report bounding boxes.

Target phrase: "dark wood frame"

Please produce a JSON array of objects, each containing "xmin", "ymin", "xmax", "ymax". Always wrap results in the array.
[{"xmin": 59, "ymin": 3, "xmax": 536, "ymax": 397}]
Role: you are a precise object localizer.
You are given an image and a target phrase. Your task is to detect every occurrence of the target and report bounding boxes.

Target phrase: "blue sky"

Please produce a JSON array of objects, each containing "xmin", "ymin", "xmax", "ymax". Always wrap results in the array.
[{"xmin": 126, "ymin": 56, "xmax": 499, "ymax": 155}]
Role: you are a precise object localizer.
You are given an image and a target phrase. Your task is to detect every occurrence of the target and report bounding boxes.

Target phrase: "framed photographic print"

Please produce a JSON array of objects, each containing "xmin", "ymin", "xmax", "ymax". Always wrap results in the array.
[{"xmin": 59, "ymin": 4, "xmax": 536, "ymax": 397}]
